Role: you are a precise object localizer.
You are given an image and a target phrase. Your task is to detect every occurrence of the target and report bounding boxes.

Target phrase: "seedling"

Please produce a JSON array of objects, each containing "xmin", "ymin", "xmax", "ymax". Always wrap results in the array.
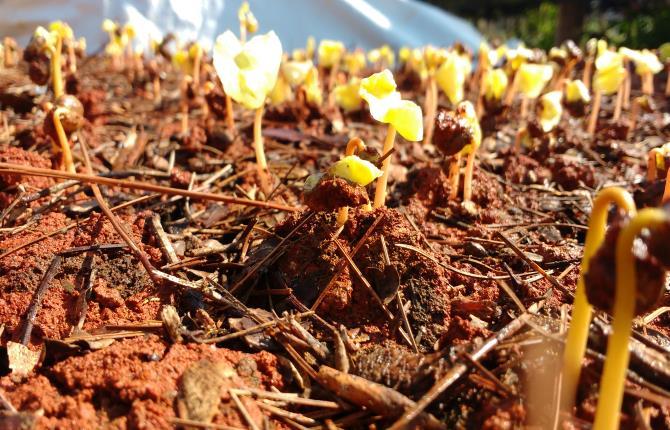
[
  {"xmin": 563, "ymin": 79, "xmax": 590, "ymax": 117},
  {"xmin": 421, "ymin": 46, "xmax": 447, "ymax": 145},
  {"xmin": 590, "ymin": 207, "xmax": 669, "ymax": 430},
  {"xmin": 367, "ymin": 45, "xmax": 395, "ymax": 70},
  {"xmin": 560, "ymin": 187, "xmax": 636, "ymax": 415},
  {"xmin": 622, "ymin": 48, "xmax": 663, "ymax": 96},
  {"xmin": 318, "ymin": 40, "xmax": 346, "ymax": 104},
  {"xmin": 646, "ymin": 142, "xmax": 670, "ymax": 203},
  {"xmin": 432, "ymin": 101, "xmax": 481, "ymax": 206},
  {"xmin": 359, "ymin": 69, "xmax": 423, "ymax": 208},
  {"xmin": 435, "ymin": 50, "xmax": 472, "ymax": 108},
  {"xmin": 213, "ymin": 30, "xmax": 282, "ymax": 192},
  {"xmin": 238, "ymin": 1, "xmax": 258, "ymax": 43},
  {"xmin": 588, "ymin": 42, "xmax": 625, "ymax": 135},
  {"xmin": 511, "ymin": 63, "xmax": 553, "ymax": 120},
  {"xmin": 29, "ymin": 26, "xmax": 65, "ymax": 98},
  {"xmin": 481, "ymin": 68, "xmax": 508, "ymax": 113},
  {"xmin": 44, "ymin": 95, "xmax": 85, "ymax": 173},
  {"xmin": 102, "ymin": 19, "xmax": 123, "ymax": 70},
  {"xmin": 173, "ymin": 43, "xmax": 204, "ymax": 134},
  {"xmin": 343, "ymin": 49, "xmax": 366, "ymax": 77},
  {"xmin": 303, "ymin": 137, "xmax": 381, "ymax": 226},
  {"xmin": 333, "ymin": 78, "xmax": 363, "ymax": 113}
]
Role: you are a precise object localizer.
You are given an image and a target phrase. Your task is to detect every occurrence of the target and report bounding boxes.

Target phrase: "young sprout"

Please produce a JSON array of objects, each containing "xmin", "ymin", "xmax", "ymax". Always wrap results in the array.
[
  {"xmin": 474, "ymin": 41, "xmax": 492, "ymax": 115},
  {"xmin": 512, "ymin": 63, "xmax": 553, "ymax": 119},
  {"xmin": 585, "ymin": 206, "xmax": 670, "ymax": 430},
  {"xmin": 647, "ymin": 143, "xmax": 670, "ymax": 203},
  {"xmin": 359, "ymin": 69, "xmax": 423, "ymax": 208},
  {"xmin": 549, "ymin": 40, "xmax": 582, "ymax": 91},
  {"xmin": 588, "ymin": 42, "xmax": 625, "ymax": 135},
  {"xmin": 213, "ymin": 30, "xmax": 282, "ymax": 192},
  {"xmin": 237, "ymin": 1, "xmax": 258, "ymax": 43},
  {"xmin": 173, "ymin": 43, "xmax": 204, "ymax": 134},
  {"xmin": 318, "ymin": 40, "xmax": 345, "ymax": 92},
  {"xmin": 537, "ymin": 90, "xmax": 563, "ymax": 133},
  {"xmin": 43, "ymin": 95, "xmax": 85, "ymax": 173},
  {"xmin": 333, "ymin": 78, "xmax": 363, "ymax": 113},
  {"xmin": 304, "ymin": 67, "xmax": 323, "ymax": 107},
  {"xmin": 482, "ymin": 68, "xmax": 509, "ymax": 113},
  {"xmin": 560, "ymin": 186, "xmax": 636, "ymax": 414},
  {"xmin": 432, "ymin": 101, "xmax": 481, "ymax": 208},
  {"xmin": 563, "ymin": 79, "xmax": 591, "ymax": 117},
  {"xmin": 621, "ymin": 48, "xmax": 663, "ymax": 96},
  {"xmin": 435, "ymin": 50, "xmax": 472, "ymax": 108},
  {"xmin": 304, "ymin": 137, "xmax": 381, "ymax": 226},
  {"xmin": 29, "ymin": 26, "xmax": 65, "ymax": 98},
  {"xmin": 343, "ymin": 49, "xmax": 366, "ymax": 77},
  {"xmin": 367, "ymin": 44, "xmax": 395, "ymax": 70},
  {"xmin": 421, "ymin": 46, "xmax": 447, "ymax": 146},
  {"xmin": 49, "ymin": 21, "xmax": 76, "ymax": 74},
  {"xmin": 102, "ymin": 19, "xmax": 123, "ymax": 70}
]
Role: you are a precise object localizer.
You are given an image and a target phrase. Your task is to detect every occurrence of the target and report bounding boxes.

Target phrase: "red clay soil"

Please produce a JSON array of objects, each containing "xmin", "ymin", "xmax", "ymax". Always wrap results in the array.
[{"xmin": 1, "ymin": 335, "xmax": 285, "ymax": 429}]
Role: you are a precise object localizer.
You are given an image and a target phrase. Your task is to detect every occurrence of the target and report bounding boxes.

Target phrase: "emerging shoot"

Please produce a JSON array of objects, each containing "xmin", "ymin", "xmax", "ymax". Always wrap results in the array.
[
  {"xmin": 560, "ymin": 187, "xmax": 636, "ymax": 415},
  {"xmin": 213, "ymin": 30, "xmax": 282, "ymax": 193},
  {"xmin": 432, "ymin": 101, "xmax": 481, "ymax": 209},
  {"xmin": 359, "ymin": 69, "xmax": 423, "ymax": 208}
]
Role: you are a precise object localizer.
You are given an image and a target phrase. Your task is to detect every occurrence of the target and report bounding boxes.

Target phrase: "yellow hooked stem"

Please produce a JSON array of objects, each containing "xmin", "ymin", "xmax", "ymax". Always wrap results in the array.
[
  {"xmin": 345, "ymin": 137, "xmax": 366, "ymax": 156},
  {"xmin": 560, "ymin": 187, "xmax": 636, "ymax": 414},
  {"xmin": 593, "ymin": 208, "xmax": 667, "ymax": 430},
  {"xmin": 52, "ymin": 108, "xmax": 76, "ymax": 173},
  {"xmin": 373, "ymin": 125, "xmax": 396, "ymax": 208}
]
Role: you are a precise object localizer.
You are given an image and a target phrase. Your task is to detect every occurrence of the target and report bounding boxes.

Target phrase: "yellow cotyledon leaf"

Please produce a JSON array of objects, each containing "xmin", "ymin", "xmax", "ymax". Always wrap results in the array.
[
  {"xmin": 538, "ymin": 90, "xmax": 563, "ymax": 132},
  {"xmin": 484, "ymin": 68, "xmax": 508, "ymax": 102},
  {"xmin": 517, "ymin": 63, "xmax": 553, "ymax": 98},
  {"xmin": 565, "ymin": 79, "xmax": 590, "ymax": 104},
  {"xmin": 328, "ymin": 155, "xmax": 382, "ymax": 186},
  {"xmin": 318, "ymin": 39, "xmax": 345, "ymax": 68},
  {"xmin": 334, "ymin": 79, "xmax": 363, "ymax": 112}
]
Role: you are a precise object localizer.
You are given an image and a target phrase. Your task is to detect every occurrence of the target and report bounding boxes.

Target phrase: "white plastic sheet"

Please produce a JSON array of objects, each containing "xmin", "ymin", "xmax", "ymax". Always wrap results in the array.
[{"xmin": 1, "ymin": 0, "xmax": 482, "ymax": 52}]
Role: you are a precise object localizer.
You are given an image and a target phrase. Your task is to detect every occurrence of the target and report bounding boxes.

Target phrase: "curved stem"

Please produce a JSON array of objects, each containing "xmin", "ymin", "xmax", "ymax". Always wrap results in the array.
[
  {"xmin": 560, "ymin": 187, "xmax": 636, "ymax": 414},
  {"xmin": 373, "ymin": 125, "xmax": 396, "ymax": 208},
  {"xmin": 593, "ymin": 208, "xmax": 668, "ymax": 430},
  {"xmin": 52, "ymin": 108, "xmax": 75, "ymax": 173},
  {"xmin": 51, "ymin": 35, "xmax": 64, "ymax": 98},
  {"xmin": 345, "ymin": 137, "xmax": 365, "ymax": 156}
]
